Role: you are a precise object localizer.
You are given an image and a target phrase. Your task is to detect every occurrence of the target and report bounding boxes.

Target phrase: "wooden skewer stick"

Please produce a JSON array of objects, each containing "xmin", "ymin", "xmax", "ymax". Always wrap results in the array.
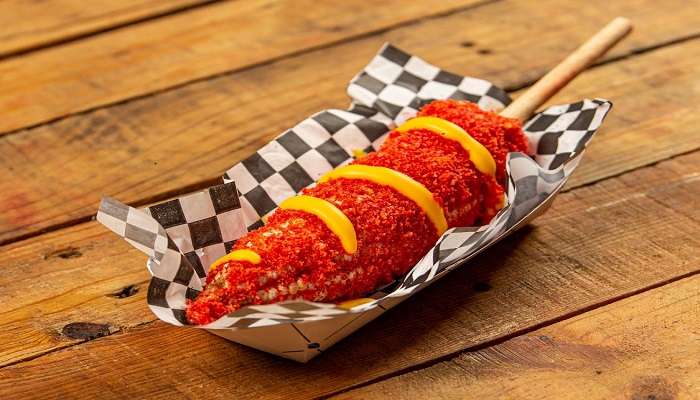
[{"xmin": 500, "ymin": 17, "xmax": 633, "ymax": 121}]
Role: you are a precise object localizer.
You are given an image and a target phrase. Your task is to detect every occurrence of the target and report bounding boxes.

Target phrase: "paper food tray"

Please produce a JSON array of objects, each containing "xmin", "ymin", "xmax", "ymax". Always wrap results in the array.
[{"xmin": 97, "ymin": 44, "xmax": 612, "ymax": 362}]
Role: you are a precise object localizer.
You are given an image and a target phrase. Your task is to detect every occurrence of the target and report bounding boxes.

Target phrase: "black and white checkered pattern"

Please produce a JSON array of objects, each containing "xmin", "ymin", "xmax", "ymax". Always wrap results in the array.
[
  {"xmin": 349, "ymin": 43, "xmax": 511, "ymax": 123},
  {"xmin": 144, "ymin": 182, "xmax": 246, "ymax": 281},
  {"xmin": 98, "ymin": 182, "xmax": 248, "ymax": 326},
  {"xmin": 97, "ymin": 196, "xmax": 170, "ymax": 262},
  {"xmin": 224, "ymin": 109, "xmax": 394, "ymax": 230},
  {"xmin": 524, "ymin": 99, "xmax": 612, "ymax": 169},
  {"xmin": 97, "ymin": 43, "xmax": 613, "ymax": 360},
  {"xmin": 388, "ymin": 152, "xmax": 572, "ymax": 298}
]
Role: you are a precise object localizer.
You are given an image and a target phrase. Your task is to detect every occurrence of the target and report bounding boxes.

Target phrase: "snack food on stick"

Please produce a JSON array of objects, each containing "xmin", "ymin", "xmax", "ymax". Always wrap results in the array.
[
  {"xmin": 187, "ymin": 17, "xmax": 633, "ymax": 326},
  {"xmin": 186, "ymin": 100, "xmax": 528, "ymax": 325}
]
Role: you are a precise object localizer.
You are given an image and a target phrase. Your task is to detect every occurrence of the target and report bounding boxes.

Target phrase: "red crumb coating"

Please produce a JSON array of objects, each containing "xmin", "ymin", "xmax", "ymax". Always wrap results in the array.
[
  {"xmin": 306, "ymin": 178, "xmax": 436, "ymax": 288},
  {"xmin": 419, "ymin": 100, "xmax": 529, "ymax": 183},
  {"xmin": 186, "ymin": 181, "xmax": 435, "ymax": 325},
  {"xmin": 356, "ymin": 129, "xmax": 498, "ymax": 226},
  {"xmin": 186, "ymin": 99, "xmax": 528, "ymax": 325}
]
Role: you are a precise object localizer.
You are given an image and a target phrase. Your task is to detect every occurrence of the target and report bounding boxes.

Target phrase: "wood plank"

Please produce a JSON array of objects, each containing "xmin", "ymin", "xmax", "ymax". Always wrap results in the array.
[
  {"xmin": 1, "ymin": 0, "xmax": 699, "ymax": 245},
  {"xmin": 334, "ymin": 275, "xmax": 700, "ymax": 400},
  {"xmin": 0, "ymin": 0, "xmax": 213, "ymax": 58},
  {"xmin": 0, "ymin": 150, "xmax": 697, "ymax": 398},
  {"xmin": 0, "ymin": 0, "xmax": 483, "ymax": 134},
  {"xmin": 0, "ymin": 222, "xmax": 154, "ymax": 366}
]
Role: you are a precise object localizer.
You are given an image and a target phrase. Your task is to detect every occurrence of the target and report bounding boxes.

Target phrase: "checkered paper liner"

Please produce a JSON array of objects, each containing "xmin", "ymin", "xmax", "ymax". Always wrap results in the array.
[{"xmin": 97, "ymin": 43, "xmax": 612, "ymax": 361}]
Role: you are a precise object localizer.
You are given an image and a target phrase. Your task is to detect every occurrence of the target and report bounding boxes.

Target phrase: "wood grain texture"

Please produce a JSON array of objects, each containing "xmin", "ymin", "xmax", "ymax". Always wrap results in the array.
[
  {"xmin": 2, "ymin": 0, "xmax": 700, "ymax": 245},
  {"xmin": 0, "ymin": 0, "xmax": 213, "ymax": 58},
  {"xmin": 0, "ymin": 0, "xmax": 483, "ymax": 134},
  {"xmin": 0, "ymin": 222, "xmax": 153, "ymax": 367},
  {"xmin": 500, "ymin": 17, "xmax": 633, "ymax": 121},
  {"xmin": 0, "ymin": 150, "xmax": 697, "ymax": 398},
  {"xmin": 334, "ymin": 275, "xmax": 700, "ymax": 400}
]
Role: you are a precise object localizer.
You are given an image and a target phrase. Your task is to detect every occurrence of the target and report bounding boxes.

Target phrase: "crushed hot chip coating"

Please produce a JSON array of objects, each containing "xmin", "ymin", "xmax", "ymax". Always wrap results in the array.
[{"xmin": 186, "ymin": 100, "xmax": 527, "ymax": 325}]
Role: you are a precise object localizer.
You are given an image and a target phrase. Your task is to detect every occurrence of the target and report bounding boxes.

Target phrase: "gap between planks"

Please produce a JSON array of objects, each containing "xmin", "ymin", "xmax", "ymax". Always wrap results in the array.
[
  {"xmin": 325, "ymin": 268, "xmax": 700, "ymax": 399},
  {"xmin": 5, "ymin": 231, "xmax": 696, "ymax": 377},
  {"xmin": 505, "ymin": 30, "xmax": 700, "ymax": 94},
  {"xmin": 331, "ymin": 272, "xmax": 700, "ymax": 399},
  {"xmin": 2, "ymin": 33, "xmax": 698, "ymax": 249},
  {"xmin": 0, "ymin": 0, "xmax": 499, "ymax": 137},
  {"xmin": 5, "ymin": 2, "xmax": 698, "ymax": 140},
  {"xmin": 0, "ymin": 0, "xmax": 223, "ymax": 61},
  {"xmin": 2, "ymin": 0, "xmax": 699, "ymax": 245},
  {"xmin": 2, "ymin": 147, "xmax": 698, "ymax": 374}
]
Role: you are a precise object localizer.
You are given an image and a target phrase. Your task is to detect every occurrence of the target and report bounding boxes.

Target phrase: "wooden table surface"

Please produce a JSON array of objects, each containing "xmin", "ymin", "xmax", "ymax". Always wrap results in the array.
[{"xmin": 1, "ymin": 1, "xmax": 698, "ymax": 398}]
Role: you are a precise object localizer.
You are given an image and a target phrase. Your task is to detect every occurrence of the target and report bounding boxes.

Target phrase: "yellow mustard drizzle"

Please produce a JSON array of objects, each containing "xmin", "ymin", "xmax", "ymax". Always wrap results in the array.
[
  {"xmin": 319, "ymin": 165, "xmax": 448, "ymax": 236},
  {"xmin": 337, "ymin": 297, "xmax": 374, "ymax": 310},
  {"xmin": 210, "ymin": 249, "xmax": 261, "ymax": 270},
  {"xmin": 396, "ymin": 116, "xmax": 496, "ymax": 177},
  {"xmin": 279, "ymin": 195, "xmax": 358, "ymax": 254},
  {"xmin": 351, "ymin": 148, "xmax": 367, "ymax": 159}
]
